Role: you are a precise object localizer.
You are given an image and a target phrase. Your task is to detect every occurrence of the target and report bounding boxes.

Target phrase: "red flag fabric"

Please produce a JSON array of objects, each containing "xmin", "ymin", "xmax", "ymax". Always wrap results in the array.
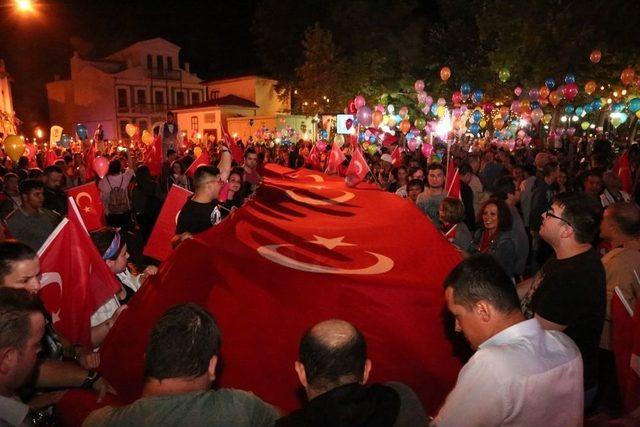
[
  {"xmin": 45, "ymin": 149, "xmax": 58, "ymax": 167},
  {"xmin": 391, "ymin": 146, "xmax": 402, "ymax": 167},
  {"xmin": 185, "ymin": 151, "xmax": 211, "ymax": 178},
  {"xmin": 445, "ymin": 164, "xmax": 461, "ymax": 199},
  {"xmin": 626, "ymin": 298, "xmax": 640, "ymax": 412},
  {"xmin": 305, "ymin": 144, "xmax": 322, "ymax": 170},
  {"xmin": 84, "ymin": 142, "xmax": 96, "ymax": 181},
  {"xmin": 143, "ymin": 185, "xmax": 193, "ymax": 262},
  {"xmin": 92, "ymin": 165, "xmax": 463, "ymax": 419},
  {"xmin": 611, "ymin": 288, "xmax": 640, "ymax": 411},
  {"xmin": 37, "ymin": 210, "xmax": 121, "ymax": 346},
  {"xmin": 222, "ymin": 125, "xmax": 244, "ymax": 164},
  {"xmin": 325, "ymin": 142, "xmax": 346, "ymax": 175},
  {"xmin": 614, "ymin": 150, "xmax": 633, "ymax": 194},
  {"xmin": 67, "ymin": 183, "xmax": 105, "ymax": 231},
  {"xmin": 144, "ymin": 135, "xmax": 163, "ymax": 177},
  {"xmin": 345, "ymin": 147, "xmax": 371, "ymax": 187}
]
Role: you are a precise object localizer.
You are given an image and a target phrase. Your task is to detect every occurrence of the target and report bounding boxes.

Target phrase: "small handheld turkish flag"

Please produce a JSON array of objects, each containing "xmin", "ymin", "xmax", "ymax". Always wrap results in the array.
[
  {"xmin": 222, "ymin": 125, "xmax": 244, "ymax": 164},
  {"xmin": 143, "ymin": 185, "xmax": 193, "ymax": 262},
  {"xmin": 144, "ymin": 135, "xmax": 163, "ymax": 176},
  {"xmin": 345, "ymin": 147, "xmax": 371, "ymax": 187},
  {"xmin": 185, "ymin": 151, "xmax": 211, "ymax": 178},
  {"xmin": 67, "ymin": 183, "xmax": 105, "ymax": 231},
  {"xmin": 325, "ymin": 142, "xmax": 346, "ymax": 175}
]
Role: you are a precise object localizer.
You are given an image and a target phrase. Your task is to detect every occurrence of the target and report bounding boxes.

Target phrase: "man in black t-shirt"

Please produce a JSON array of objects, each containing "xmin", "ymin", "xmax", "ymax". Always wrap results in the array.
[
  {"xmin": 520, "ymin": 192, "xmax": 605, "ymax": 408},
  {"xmin": 174, "ymin": 166, "xmax": 224, "ymax": 245}
]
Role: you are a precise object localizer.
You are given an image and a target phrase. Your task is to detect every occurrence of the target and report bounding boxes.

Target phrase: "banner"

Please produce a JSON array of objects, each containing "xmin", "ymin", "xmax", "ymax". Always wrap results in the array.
[{"xmin": 50, "ymin": 125, "xmax": 63, "ymax": 146}]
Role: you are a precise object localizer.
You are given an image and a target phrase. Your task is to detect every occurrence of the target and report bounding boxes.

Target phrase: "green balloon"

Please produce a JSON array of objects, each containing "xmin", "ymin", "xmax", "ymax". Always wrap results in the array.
[
  {"xmin": 499, "ymin": 68, "xmax": 510, "ymax": 83},
  {"xmin": 414, "ymin": 117, "xmax": 426, "ymax": 130},
  {"xmin": 581, "ymin": 121, "xmax": 590, "ymax": 131}
]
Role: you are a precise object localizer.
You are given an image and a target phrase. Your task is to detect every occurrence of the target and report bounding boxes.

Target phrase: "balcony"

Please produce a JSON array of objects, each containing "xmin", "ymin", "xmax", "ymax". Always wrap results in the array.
[
  {"xmin": 146, "ymin": 69, "xmax": 181, "ymax": 80},
  {"xmin": 117, "ymin": 103, "xmax": 181, "ymax": 115}
]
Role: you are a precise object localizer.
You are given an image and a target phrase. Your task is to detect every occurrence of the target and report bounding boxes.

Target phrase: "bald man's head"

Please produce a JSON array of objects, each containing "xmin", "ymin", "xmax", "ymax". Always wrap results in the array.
[{"xmin": 298, "ymin": 319, "xmax": 368, "ymax": 393}]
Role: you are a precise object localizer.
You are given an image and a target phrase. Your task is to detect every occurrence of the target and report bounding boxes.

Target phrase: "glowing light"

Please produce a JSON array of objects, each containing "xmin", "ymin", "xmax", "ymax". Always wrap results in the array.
[
  {"xmin": 560, "ymin": 116, "xmax": 568, "ymax": 123},
  {"xmin": 232, "ymin": 133, "xmax": 238, "ymax": 139},
  {"xmin": 35, "ymin": 128, "xmax": 43, "ymax": 139},
  {"xmin": 544, "ymin": 125, "xmax": 549, "ymax": 129},
  {"xmin": 572, "ymin": 115, "xmax": 579, "ymax": 122},
  {"xmin": 613, "ymin": 91, "xmax": 618, "ymax": 97},
  {"xmin": 600, "ymin": 86, "xmax": 605, "ymax": 90},
  {"xmin": 435, "ymin": 110, "xmax": 451, "ymax": 140},
  {"xmin": 607, "ymin": 98, "xmax": 612, "ymax": 104},
  {"xmin": 590, "ymin": 124, "xmax": 596, "ymax": 129},
  {"xmin": 15, "ymin": 0, "xmax": 34, "ymax": 12},
  {"xmin": 622, "ymin": 89, "xmax": 627, "ymax": 95},
  {"xmin": 196, "ymin": 133, "xmax": 202, "ymax": 139}
]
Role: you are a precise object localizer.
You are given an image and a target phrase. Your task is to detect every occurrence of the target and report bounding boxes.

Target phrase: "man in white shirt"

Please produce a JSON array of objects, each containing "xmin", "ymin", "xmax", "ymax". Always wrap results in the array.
[{"xmin": 433, "ymin": 254, "xmax": 583, "ymax": 427}]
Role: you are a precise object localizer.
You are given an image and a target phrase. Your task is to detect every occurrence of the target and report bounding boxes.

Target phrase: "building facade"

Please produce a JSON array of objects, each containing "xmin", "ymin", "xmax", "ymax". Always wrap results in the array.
[
  {"xmin": 46, "ymin": 38, "xmax": 205, "ymax": 140},
  {"xmin": 0, "ymin": 59, "xmax": 18, "ymax": 137}
]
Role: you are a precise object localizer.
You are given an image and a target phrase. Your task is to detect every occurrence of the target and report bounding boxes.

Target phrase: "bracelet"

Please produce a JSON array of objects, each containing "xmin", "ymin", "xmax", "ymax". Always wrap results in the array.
[{"xmin": 81, "ymin": 370, "xmax": 101, "ymax": 389}]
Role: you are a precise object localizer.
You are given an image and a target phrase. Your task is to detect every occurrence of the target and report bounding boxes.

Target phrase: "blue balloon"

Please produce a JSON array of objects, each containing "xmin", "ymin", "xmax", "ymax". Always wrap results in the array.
[
  {"xmin": 469, "ymin": 123, "xmax": 480, "ymax": 135},
  {"xmin": 629, "ymin": 98, "xmax": 640, "ymax": 113},
  {"xmin": 369, "ymin": 135, "xmax": 377, "ymax": 143},
  {"xmin": 584, "ymin": 104, "xmax": 593, "ymax": 114},
  {"xmin": 76, "ymin": 123, "xmax": 88, "ymax": 140},
  {"xmin": 321, "ymin": 130, "xmax": 328, "ymax": 139},
  {"xmin": 59, "ymin": 134, "xmax": 71, "ymax": 148},
  {"xmin": 592, "ymin": 99, "xmax": 602, "ymax": 110},
  {"xmin": 545, "ymin": 77, "xmax": 555, "ymax": 89},
  {"xmin": 358, "ymin": 132, "xmax": 365, "ymax": 142},
  {"xmin": 564, "ymin": 73, "xmax": 576, "ymax": 84},
  {"xmin": 430, "ymin": 104, "xmax": 439, "ymax": 116},
  {"xmin": 530, "ymin": 101, "xmax": 540, "ymax": 110},
  {"xmin": 460, "ymin": 82, "xmax": 471, "ymax": 95},
  {"xmin": 612, "ymin": 103, "xmax": 625, "ymax": 113},
  {"xmin": 564, "ymin": 104, "xmax": 575, "ymax": 115},
  {"xmin": 472, "ymin": 110, "xmax": 483, "ymax": 123},
  {"xmin": 472, "ymin": 89, "xmax": 484, "ymax": 103}
]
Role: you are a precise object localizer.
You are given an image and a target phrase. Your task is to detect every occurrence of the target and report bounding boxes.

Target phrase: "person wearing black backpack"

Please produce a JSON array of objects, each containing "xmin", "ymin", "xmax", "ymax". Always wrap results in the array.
[{"xmin": 98, "ymin": 156, "xmax": 135, "ymax": 232}]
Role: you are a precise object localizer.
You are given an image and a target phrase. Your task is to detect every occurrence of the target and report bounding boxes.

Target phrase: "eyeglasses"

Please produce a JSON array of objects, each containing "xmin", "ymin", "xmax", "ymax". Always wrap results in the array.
[{"xmin": 543, "ymin": 209, "xmax": 572, "ymax": 227}]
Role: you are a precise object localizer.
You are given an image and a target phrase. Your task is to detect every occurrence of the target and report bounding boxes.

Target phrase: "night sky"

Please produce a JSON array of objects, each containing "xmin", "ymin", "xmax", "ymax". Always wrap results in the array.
[{"xmin": 0, "ymin": 0, "xmax": 262, "ymax": 132}]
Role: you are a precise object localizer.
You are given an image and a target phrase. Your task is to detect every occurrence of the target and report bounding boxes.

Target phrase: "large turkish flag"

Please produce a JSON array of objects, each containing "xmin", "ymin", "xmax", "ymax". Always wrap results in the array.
[{"xmin": 98, "ymin": 164, "xmax": 463, "ymax": 414}]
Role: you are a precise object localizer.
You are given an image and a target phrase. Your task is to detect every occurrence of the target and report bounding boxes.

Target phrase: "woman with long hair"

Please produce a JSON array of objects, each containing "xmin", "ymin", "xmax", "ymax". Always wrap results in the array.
[{"xmin": 470, "ymin": 198, "xmax": 516, "ymax": 278}]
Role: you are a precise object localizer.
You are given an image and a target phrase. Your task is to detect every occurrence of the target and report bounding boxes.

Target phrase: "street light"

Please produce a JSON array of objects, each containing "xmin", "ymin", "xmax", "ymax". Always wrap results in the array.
[{"xmin": 15, "ymin": 0, "xmax": 34, "ymax": 13}]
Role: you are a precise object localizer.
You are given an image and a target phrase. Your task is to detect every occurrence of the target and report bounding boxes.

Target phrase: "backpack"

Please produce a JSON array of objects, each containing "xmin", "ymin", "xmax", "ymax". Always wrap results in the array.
[{"xmin": 107, "ymin": 175, "xmax": 129, "ymax": 214}]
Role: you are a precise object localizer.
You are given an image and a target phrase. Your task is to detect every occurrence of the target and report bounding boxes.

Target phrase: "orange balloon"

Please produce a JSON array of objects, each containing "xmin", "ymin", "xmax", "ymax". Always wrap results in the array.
[
  {"xmin": 3, "ymin": 135, "xmax": 25, "ymax": 163},
  {"xmin": 539, "ymin": 86, "xmax": 550, "ymax": 99},
  {"xmin": 584, "ymin": 80, "xmax": 597, "ymax": 95},
  {"xmin": 590, "ymin": 49, "xmax": 602, "ymax": 64},
  {"xmin": 399, "ymin": 119, "xmax": 411, "ymax": 134},
  {"xmin": 549, "ymin": 90, "xmax": 562, "ymax": 107},
  {"xmin": 539, "ymin": 98, "xmax": 549, "ymax": 107},
  {"xmin": 493, "ymin": 118, "xmax": 504, "ymax": 130},
  {"xmin": 372, "ymin": 110, "xmax": 383, "ymax": 127},
  {"xmin": 440, "ymin": 66, "xmax": 451, "ymax": 82},
  {"xmin": 499, "ymin": 106, "xmax": 509, "ymax": 117},
  {"xmin": 621, "ymin": 68, "xmax": 636, "ymax": 86}
]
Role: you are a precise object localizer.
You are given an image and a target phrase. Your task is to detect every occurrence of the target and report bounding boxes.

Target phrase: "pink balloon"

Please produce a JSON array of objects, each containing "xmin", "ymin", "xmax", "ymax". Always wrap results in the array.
[
  {"xmin": 414, "ymin": 80, "xmax": 425, "ymax": 92},
  {"xmin": 421, "ymin": 143, "xmax": 433, "ymax": 158},
  {"xmin": 407, "ymin": 138, "xmax": 418, "ymax": 152},
  {"xmin": 528, "ymin": 88, "xmax": 539, "ymax": 100},
  {"xmin": 514, "ymin": 86, "xmax": 522, "ymax": 97},
  {"xmin": 452, "ymin": 91, "xmax": 463, "ymax": 105},
  {"xmin": 316, "ymin": 140, "xmax": 327, "ymax": 151},
  {"xmin": 483, "ymin": 103, "xmax": 494, "ymax": 115},
  {"xmin": 93, "ymin": 156, "xmax": 109, "ymax": 179},
  {"xmin": 376, "ymin": 104, "xmax": 385, "ymax": 113},
  {"xmin": 562, "ymin": 83, "xmax": 579, "ymax": 102},
  {"xmin": 354, "ymin": 95, "xmax": 366, "ymax": 109},
  {"xmin": 566, "ymin": 127, "xmax": 576, "ymax": 137},
  {"xmin": 511, "ymin": 100, "xmax": 522, "ymax": 113},
  {"xmin": 424, "ymin": 96, "xmax": 433, "ymax": 106}
]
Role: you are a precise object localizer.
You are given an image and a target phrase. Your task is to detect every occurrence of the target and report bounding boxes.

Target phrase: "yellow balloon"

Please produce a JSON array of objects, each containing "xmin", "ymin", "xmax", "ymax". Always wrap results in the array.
[
  {"xmin": 636, "ymin": 111, "xmax": 640, "ymax": 119},
  {"xmin": 194, "ymin": 146, "xmax": 203, "ymax": 158},
  {"xmin": 334, "ymin": 134, "xmax": 345, "ymax": 147},
  {"xmin": 437, "ymin": 105, "xmax": 446, "ymax": 118},
  {"xmin": 141, "ymin": 130, "xmax": 152, "ymax": 145},
  {"xmin": 3, "ymin": 135, "xmax": 25, "ymax": 163},
  {"xmin": 382, "ymin": 115, "xmax": 390, "ymax": 125},
  {"xmin": 479, "ymin": 119, "xmax": 487, "ymax": 129},
  {"xmin": 542, "ymin": 114, "xmax": 552, "ymax": 125}
]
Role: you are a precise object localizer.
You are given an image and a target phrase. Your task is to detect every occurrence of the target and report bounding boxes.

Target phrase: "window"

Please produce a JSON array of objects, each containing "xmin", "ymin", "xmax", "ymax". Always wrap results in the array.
[
  {"xmin": 156, "ymin": 55, "xmax": 164, "ymax": 70},
  {"xmin": 176, "ymin": 91, "xmax": 185, "ymax": 106},
  {"xmin": 167, "ymin": 57, "xmax": 173, "ymax": 70},
  {"xmin": 210, "ymin": 90, "xmax": 219, "ymax": 100},
  {"xmin": 204, "ymin": 113, "xmax": 216, "ymax": 123},
  {"xmin": 117, "ymin": 88, "xmax": 128, "ymax": 108},
  {"xmin": 191, "ymin": 92, "xmax": 200, "ymax": 104},
  {"xmin": 155, "ymin": 91, "xmax": 164, "ymax": 105},
  {"xmin": 119, "ymin": 120, "xmax": 129, "ymax": 136},
  {"xmin": 136, "ymin": 89, "xmax": 146, "ymax": 105},
  {"xmin": 190, "ymin": 116, "xmax": 198, "ymax": 131},
  {"xmin": 138, "ymin": 120, "xmax": 149, "ymax": 132},
  {"xmin": 147, "ymin": 54, "xmax": 153, "ymax": 69}
]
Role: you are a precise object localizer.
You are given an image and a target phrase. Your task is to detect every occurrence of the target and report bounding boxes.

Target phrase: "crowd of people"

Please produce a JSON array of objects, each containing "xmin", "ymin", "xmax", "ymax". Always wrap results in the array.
[{"xmin": 0, "ymin": 111, "xmax": 640, "ymax": 426}]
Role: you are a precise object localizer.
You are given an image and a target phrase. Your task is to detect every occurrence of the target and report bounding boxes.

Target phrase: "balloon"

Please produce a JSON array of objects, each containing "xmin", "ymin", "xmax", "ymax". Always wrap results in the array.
[
  {"xmin": 528, "ymin": 88, "xmax": 539, "ymax": 100},
  {"xmin": 542, "ymin": 114, "xmax": 552, "ymax": 125},
  {"xmin": 565, "ymin": 73, "xmax": 576, "ymax": 84},
  {"xmin": 407, "ymin": 138, "xmax": 418, "ymax": 152},
  {"xmin": 141, "ymin": 130, "xmax": 152, "ymax": 145},
  {"xmin": 356, "ymin": 106, "xmax": 372, "ymax": 127},
  {"xmin": 387, "ymin": 104, "xmax": 395, "ymax": 114},
  {"xmin": 545, "ymin": 77, "xmax": 556, "ymax": 89},
  {"xmin": 334, "ymin": 134, "xmax": 345, "ymax": 147},
  {"xmin": 472, "ymin": 110, "xmax": 483, "ymax": 123},
  {"xmin": 452, "ymin": 91, "xmax": 463, "ymax": 105},
  {"xmin": 479, "ymin": 119, "xmax": 487, "ymax": 129},
  {"xmin": 590, "ymin": 50, "xmax": 602, "ymax": 64},
  {"xmin": 531, "ymin": 108, "xmax": 543, "ymax": 124},
  {"xmin": 125, "ymin": 123, "xmax": 137, "ymax": 138},
  {"xmin": 521, "ymin": 100, "xmax": 531, "ymax": 113},
  {"xmin": 564, "ymin": 104, "xmax": 575, "ymax": 115},
  {"xmin": 59, "ymin": 134, "xmax": 72, "ymax": 148},
  {"xmin": 621, "ymin": 68, "xmax": 635, "ymax": 85},
  {"xmin": 629, "ymin": 98, "xmax": 640, "ymax": 113},
  {"xmin": 584, "ymin": 103, "xmax": 593, "ymax": 114},
  {"xmin": 549, "ymin": 91, "xmax": 562, "ymax": 107},
  {"xmin": 345, "ymin": 118, "xmax": 353, "ymax": 130},
  {"xmin": 194, "ymin": 146, "xmax": 203, "ymax": 157},
  {"xmin": 372, "ymin": 110, "xmax": 383, "ymax": 127},
  {"xmin": 499, "ymin": 106, "xmax": 509, "ymax": 117},
  {"xmin": 76, "ymin": 123, "xmax": 88, "ymax": 140},
  {"xmin": 592, "ymin": 99, "xmax": 602, "ymax": 110},
  {"xmin": 460, "ymin": 82, "xmax": 471, "ymax": 95},
  {"xmin": 414, "ymin": 117, "xmax": 426, "ymax": 130},
  {"xmin": 417, "ymin": 91, "xmax": 428, "ymax": 104},
  {"xmin": 637, "ymin": 111, "xmax": 640, "ymax": 120},
  {"xmin": 469, "ymin": 123, "xmax": 480, "ymax": 136},
  {"xmin": 530, "ymin": 101, "xmax": 540, "ymax": 110},
  {"xmin": 348, "ymin": 100, "xmax": 357, "ymax": 114},
  {"xmin": 561, "ymin": 83, "xmax": 578, "ymax": 101},
  {"xmin": 316, "ymin": 140, "xmax": 328, "ymax": 151},
  {"xmin": 421, "ymin": 142, "xmax": 433, "ymax": 158},
  {"xmin": 612, "ymin": 103, "xmax": 625, "ymax": 113},
  {"xmin": 399, "ymin": 106, "xmax": 409, "ymax": 118},
  {"xmin": 575, "ymin": 107, "xmax": 584, "ymax": 117},
  {"xmin": 539, "ymin": 86, "xmax": 550, "ymax": 99},
  {"xmin": 436, "ymin": 105, "xmax": 446, "ymax": 118},
  {"xmin": 93, "ymin": 156, "xmax": 109, "ymax": 179},
  {"xmin": 437, "ymin": 98, "xmax": 446, "ymax": 107},
  {"xmin": 399, "ymin": 119, "xmax": 411, "ymax": 134},
  {"xmin": 514, "ymin": 86, "xmax": 522, "ymax": 97},
  {"xmin": 498, "ymin": 68, "xmax": 510, "ymax": 83},
  {"xmin": 424, "ymin": 96, "xmax": 433, "ymax": 106},
  {"xmin": 472, "ymin": 89, "xmax": 483, "ymax": 103},
  {"xmin": 414, "ymin": 80, "xmax": 425, "ymax": 92},
  {"xmin": 567, "ymin": 127, "xmax": 576, "ymax": 137},
  {"xmin": 321, "ymin": 130, "xmax": 329, "ymax": 139},
  {"xmin": 581, "ymin": 122, "xmax": 590, "ymax": 131},
  {"xmin": 493, "ymin": 117, "xmax": 504, "ymax": 130},
  {"xmin": 511, "ymin": 100, "xmax": 522, "ymax": 114},
  {"xmin": 367, "ymin": 145, "xmax": 378, "ymax": 156},
  {"xmin": 354, "ymin": 95, "xmax": 366, "ymax": 109},
  {"xmin": 584, "ymin": 80, "xmax": 597, "ymax": 95},
  {"xmin": 440, "ymin": 67, "xmax": 451, "ymax": 81},
  {"xmin": 3, "ymin": 135, "xmax": 25, "ymax": 162}
]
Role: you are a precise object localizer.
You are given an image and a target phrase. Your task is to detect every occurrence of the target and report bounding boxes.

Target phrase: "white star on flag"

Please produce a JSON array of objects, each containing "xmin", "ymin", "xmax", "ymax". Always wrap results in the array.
[{"xmin": 307, "ymin": 235, "xmax": 356, "ymax": 250}]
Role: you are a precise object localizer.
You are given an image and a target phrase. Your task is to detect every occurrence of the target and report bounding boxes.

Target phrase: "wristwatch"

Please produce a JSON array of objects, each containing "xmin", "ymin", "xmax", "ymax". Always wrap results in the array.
[{"xmin": 81, "ymin": 370, "xmax": 101, "ymax": 389}]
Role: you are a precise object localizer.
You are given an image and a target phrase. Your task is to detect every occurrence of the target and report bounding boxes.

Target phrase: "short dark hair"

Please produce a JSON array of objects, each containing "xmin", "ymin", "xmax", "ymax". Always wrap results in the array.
[
  {"xmin": 43, "ymin": 165, "xmax": 63, "ymax": 176},
  {"xmin": 492, "ymin": 176, "xmax": 516, "ymax": 201},
  {"xmin": 0, "ymin": 287, "xmax": 45, "ymax": 351},
  {"xmin": 194, "ymin": 165, "xmax": 220, "ymax": 189},
  {"xmin": 244, "ymin": 148, "xmax": 257, "ymax": 159},
  {"xmin": 107, "ymin": 160, "xmax": 122, "ymax": 176},
  {"xmin": 27, "ymin": 168, "xmax": 43, "ymax": 180},
  {"xmin": 19, "ymin": 179, "xmax": 43, "ymax": 196},
  {"xmin": 480, "ymin": 198, "xmax": 512, "ymax": 231},
  {"xmin": 459, "ymin": 163, "xmax": 472, "ymax": 176},
  {"xmin": 407, "ymin": 179, "xmax": 424, "ymax": 193},
  {"xmin": 439, "ymin": 197, "xmax": 465, "ymax": 224},
  {"xmin": 4, "ymin": 172, "xmax": 18, "ymax": 182},
  {"xmin": 584, "ymin": 168, "xmax": 604, "ymax": 182},
  {"xmin": 427, "ymin": 163, "xmax": 444, "ymax": 173},
  {"xmin": 166, "ymin": 149, "xmax": 177, "ymax": 157},
  {"xmin": 444, "ymin": 254, "xmax": 520, "ymax": 313},
  {"xmin": 89, "ymin": 227, "xmax": 125, "ymax": 261},
  {"xmin": 606, "ymin": 202, "xmax": 640, "ymax": 237},
  {"xmin": 553, "ymin": 192, "xmax": 602, "ymax": 243},
  {"xmin": 542, "ymin": 161, "xmax": 558, "ymax": 178},
  {"xmin": 299, "ymin": 322, "xmax": 367, "ymax": 391},
  {"xmin": 0, "ymin": 240, "xmax": 37, "ymax": 284},
  {"xmin": 144, "ymin": 303, "xmax": 221, "ymax": 380}
]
